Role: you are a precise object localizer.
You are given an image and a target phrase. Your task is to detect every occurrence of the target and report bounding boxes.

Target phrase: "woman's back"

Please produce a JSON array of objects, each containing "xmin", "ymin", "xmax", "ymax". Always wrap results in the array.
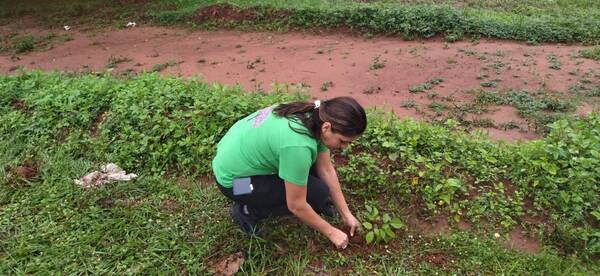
[{"xmin": 212, "ymin": 106, "xmax": 327, "ymax": 188}]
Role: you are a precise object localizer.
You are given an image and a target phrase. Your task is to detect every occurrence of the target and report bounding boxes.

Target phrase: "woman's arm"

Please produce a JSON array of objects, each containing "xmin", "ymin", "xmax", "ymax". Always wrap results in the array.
[
  {"xmin": 314, "ymin": 151, "xmax": 352, "ymax": 218},
  {"xmin": 314, "ymin": 151, "xmax": 360, "ymax": 235},
  {"xmin": 285, "ymin": 181, "xmax": 348, "ymax": 249}
]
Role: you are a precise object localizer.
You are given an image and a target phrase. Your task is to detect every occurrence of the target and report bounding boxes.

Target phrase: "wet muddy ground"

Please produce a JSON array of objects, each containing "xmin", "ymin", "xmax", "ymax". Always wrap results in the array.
[{"xmin": 2, "ymin": 22, "xmax": 599, "ymax": 141}]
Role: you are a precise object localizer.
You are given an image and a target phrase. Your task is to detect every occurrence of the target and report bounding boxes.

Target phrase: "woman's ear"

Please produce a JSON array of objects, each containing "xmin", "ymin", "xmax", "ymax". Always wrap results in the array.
[{"xmin": 321, "ymin": 122, "xmax": 332, "ymax": 134}]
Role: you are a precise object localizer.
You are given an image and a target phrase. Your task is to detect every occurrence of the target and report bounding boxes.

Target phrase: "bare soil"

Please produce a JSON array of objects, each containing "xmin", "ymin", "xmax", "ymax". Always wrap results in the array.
[{"xmin": 2, "ymin": 22, "xmax": 599, "ymax": 142}]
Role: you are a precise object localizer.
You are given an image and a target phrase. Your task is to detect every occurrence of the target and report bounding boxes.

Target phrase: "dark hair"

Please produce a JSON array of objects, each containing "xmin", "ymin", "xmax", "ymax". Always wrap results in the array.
[{"xmin": 273, "ymin": 96, "xmax": 367, "ymax": 140}]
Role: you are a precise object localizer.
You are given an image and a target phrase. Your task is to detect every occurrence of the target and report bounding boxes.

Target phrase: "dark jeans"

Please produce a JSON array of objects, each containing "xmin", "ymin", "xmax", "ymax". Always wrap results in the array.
[{"xmin": 216, "ymin": 168, "xmax": 332, "ymax": 219}]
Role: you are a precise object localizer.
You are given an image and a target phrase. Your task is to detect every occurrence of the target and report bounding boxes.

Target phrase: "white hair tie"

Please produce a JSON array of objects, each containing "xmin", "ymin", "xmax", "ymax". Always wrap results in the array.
[{"xmin": 314, "ymin": 100, "xmax": 321, "ymax": 109}]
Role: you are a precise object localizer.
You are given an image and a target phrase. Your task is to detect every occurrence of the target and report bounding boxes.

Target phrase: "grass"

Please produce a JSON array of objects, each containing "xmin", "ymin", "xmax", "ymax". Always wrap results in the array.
[
  {"xmin": 580, "ymin": 46, "xmax": 600, "ymax": 61},
  {"xmin": 150, "ymin": 60, "xmax": 184, "ymax": 72},
  {"xmin": 469, "ymin": 89, "xmax": 580, "ymax": 133},
  {"xmin": 369, "ymin": 55, "xmax": 386, "ymax": 70},
  {"xmin": 400, "ymin": 99, "xmax": 416, "ymax": 108},
  {"xmin": 409, "ymin": 78, "xmax": 444, "ymax": 93},
  {"xmin": 320, "ymin": 81, "xmax": 333, "ymax": 92},
  {"xmin": 1, "ymin": 72, "xmax": 599, "ymax": 275},
  {"xmin": 547, "ymin": 54, "xmax": 562, "ymax": 70},
  {"xmin": 3, "ymin": 1, "xmax": 600, "ymax": 43},
  {"xmin": 106, "ymin": 55, "xmax": 132, "ymax": 69},
  {"xmin": 0, "ymin": 32, "xmax": 73, "ymax": 55}
]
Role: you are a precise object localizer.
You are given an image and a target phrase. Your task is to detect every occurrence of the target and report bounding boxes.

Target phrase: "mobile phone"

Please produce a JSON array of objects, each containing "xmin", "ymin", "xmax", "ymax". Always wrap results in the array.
[{"xmin": 232, "ymin": 177, "xmax": 253, "ymax": 196}]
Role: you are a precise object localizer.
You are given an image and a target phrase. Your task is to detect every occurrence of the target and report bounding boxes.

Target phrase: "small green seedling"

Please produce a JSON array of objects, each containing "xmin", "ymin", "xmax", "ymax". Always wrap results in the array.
[{"xmin": 362, "ymin": 205, "xmax": 404, "ymax": 244}]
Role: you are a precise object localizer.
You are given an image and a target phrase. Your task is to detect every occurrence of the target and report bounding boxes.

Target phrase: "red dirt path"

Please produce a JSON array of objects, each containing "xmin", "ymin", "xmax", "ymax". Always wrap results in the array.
[{"xmin": 2, "ymin": 24, "xmax": 599, "ymax": 141}]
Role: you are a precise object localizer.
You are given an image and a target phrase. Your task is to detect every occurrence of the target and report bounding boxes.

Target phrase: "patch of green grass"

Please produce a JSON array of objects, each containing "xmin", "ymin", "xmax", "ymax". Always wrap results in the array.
[
  {"xmin": 4, "ymin": 1, "xmax": 600, "ymax": 43},
  {"xmin": 580, "ymin": 47, "xmax": 600, "ymax": 61},
  {"xmin": 1, "ymin": 72, "xmax": 599, "ymax": 273},
  {"xmin": 428, "ymin": 101, "xmax": 448, "ymax": 113},
  {"xmin": 470, "ymin": 89, "xmax": 579, "ymax": 133},
  {"xmin": 0, "ymin": 0, "xmax": 145, "ymax": 28},
  {"xmin": 14, "ymin": 34, "xmax": 35, "ymax": 53},
  {"xmin": 409, "ymin": 78, "xmax": 444, "ymax": 93},
  {"xmin": 1, "ymin": 32, "xmax": 74, "ymax": 54},
  {"xmin": 547, "ymin": 54, "xmax": 562, "ymax": 70}
]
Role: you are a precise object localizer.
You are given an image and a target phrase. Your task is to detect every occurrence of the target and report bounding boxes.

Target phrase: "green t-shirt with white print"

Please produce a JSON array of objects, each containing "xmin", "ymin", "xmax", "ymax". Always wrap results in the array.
[{"xmin": 212, "ymin": 106, "xmax": 329, "ymax": 188}]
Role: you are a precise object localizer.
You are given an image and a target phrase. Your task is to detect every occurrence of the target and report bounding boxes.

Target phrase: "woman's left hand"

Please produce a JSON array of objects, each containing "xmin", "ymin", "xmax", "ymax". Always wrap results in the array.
[{"xmin": 342, "ymin": 213, "xmax": 360, "ymax": 237}]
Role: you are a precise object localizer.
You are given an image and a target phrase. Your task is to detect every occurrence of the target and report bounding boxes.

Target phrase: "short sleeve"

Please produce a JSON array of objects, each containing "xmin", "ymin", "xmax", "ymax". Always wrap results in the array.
[
  {"xmin": 279, "ymin": 146, "xmax": 313, "ymax": 186},
  {"xmin": 317, "ymin": 142, "xmax": 329, "ymax": 153}
]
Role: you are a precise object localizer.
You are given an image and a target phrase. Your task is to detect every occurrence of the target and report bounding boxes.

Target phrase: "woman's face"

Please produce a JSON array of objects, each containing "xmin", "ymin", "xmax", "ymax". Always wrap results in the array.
[{"xmin": 320, "ymin": 122, "xmax": 358, "ymax": 151}]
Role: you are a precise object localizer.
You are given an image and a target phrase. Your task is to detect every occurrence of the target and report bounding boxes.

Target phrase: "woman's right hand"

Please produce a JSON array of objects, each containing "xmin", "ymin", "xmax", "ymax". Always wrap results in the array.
[{"xmin": 328, "ymin": 228, "xmax": 349, "ymax": 249}]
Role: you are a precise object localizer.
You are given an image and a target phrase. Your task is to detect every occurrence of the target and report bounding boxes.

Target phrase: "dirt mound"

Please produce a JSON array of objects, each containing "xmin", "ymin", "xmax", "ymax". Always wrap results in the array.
[{"xmin": 193, "ymin": 3, "xmax": 287, "ymax": 23}]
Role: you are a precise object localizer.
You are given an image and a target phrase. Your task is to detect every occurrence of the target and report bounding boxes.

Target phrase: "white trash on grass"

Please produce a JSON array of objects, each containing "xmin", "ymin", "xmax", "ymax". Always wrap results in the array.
[
  {"xmin": 64, "ymin": 25, "xmax": 71, "ymax": 31},
  {"xmin": 74, "ymin": 163, "xmax": 137, "ymax": 188},
  {"xmin": 126, "ymin": 22, "xmax": 137, "ymax": 28}
]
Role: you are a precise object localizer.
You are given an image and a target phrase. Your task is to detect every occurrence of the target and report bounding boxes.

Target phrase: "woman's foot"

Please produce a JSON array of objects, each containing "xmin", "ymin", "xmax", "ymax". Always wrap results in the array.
[{"xmin": 229, "ymin": 202, "xmax": 261, "ymax": 235}]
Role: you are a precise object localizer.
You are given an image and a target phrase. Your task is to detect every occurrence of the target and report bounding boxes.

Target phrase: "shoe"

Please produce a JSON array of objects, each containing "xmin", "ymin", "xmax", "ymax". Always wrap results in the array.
[
  {"xmin": 229, "ymin": 203, "xmax": 261, "ymax": 235},
  {"xmin": 320, "ymin": 202, "xmax": 338, "ymax": 218}
]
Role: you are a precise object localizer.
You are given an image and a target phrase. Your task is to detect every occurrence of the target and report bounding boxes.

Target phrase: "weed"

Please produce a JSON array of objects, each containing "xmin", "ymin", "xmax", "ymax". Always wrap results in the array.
[
  {"xmin": 15, "ymin": 34, "xmax": 35, "ymax": 53},
  {"xmin": 480, "ymin": 81, "xmax": 497, "ymax": 88},
  {"xmin": 409, "ymin": 78, "xmax": 444, "ymax": 93},
  {"xmin": 369, "ymin": 55, "xmax": 386, "ymax": 70},
  {"xmin": 362, "ymin": 86, "xmax": 382, "ymax": 95},
  {"xmin": 150, "ymin": 60, "xmax": 183, "ymax": 72},
  {"xmin": 107, "ymin": 55, "xmax": 132, "ymax": 69},
  {"xmin": 476, "ymin": 73, "xmax": 489, "ymax": 80},
  {"xmin": 445, "ymin": 29, "xmax": 464, "ymax": 42},
  {"xmin": 427, "ymin": 92, "xmax": 439, "ymax": 99},
  {"xmin": 400, "ymin": 99, "xmax": 417, "ymax": 108},
  {"xmin": 580, "ymin": 47, "xmax": 600, "ymax": 61},
  {"xmin": 547, "ymin": 54, "xmax": 562, "ymax": 70},
  {"xmin": 469, "ymin": 118, "xmax": 495, "ymax": 128},
  {"xmin": 428, "ymin": 102, "xmax": 448, "ymax": 113},
  {"xmin": 499, "ymin": 121, "xmax": 520, "ymax": 130},
  {"xmin": 320, "ymin": 81, "xmax": 333, "ymax": 92}
]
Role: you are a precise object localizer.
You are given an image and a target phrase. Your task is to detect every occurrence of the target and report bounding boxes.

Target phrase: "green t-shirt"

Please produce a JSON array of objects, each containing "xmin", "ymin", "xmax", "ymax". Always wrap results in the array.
[{"xmin": 212, "ymin": 106, "xmax": 329, "ymax": 188}]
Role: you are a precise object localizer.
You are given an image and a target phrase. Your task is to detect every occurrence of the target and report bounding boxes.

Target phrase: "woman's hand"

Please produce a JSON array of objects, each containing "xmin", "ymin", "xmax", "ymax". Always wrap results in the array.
[
  {"xmin": 327, "ymin": 228, "xmax": 349, "ymax": 249},
  {"xmin": 342, "ymin": 213, "xmax": 360, "ymax": 237}
]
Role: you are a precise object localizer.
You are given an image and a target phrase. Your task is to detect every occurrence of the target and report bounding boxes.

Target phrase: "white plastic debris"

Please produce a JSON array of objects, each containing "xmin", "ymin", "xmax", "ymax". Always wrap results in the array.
[
  {"xmin": 74, "ymin": 163, "xmax": 137, "ymax": 188},
  {"xmin": 494, "ymin": 233, "xmax": 501, "ymax": 239},
  {"xmin": 126, "ymin": 22, "xmax": 136, "ymax": 28},
  {"xmin": 64, "ymin": 25, "xmax": 71, "ymax": 31}
]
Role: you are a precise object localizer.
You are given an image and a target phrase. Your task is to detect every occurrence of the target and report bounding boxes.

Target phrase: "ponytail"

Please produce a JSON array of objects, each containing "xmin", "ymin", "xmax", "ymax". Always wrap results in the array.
[{"xmin": 274, "ymin": 97, "xmax": 367, "ymax": 140}]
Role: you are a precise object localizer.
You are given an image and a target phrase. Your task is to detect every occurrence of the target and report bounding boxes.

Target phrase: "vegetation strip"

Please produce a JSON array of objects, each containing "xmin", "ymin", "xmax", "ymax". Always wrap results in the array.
[
  {"xmin": 2, "ymin": 1, "xmax": 600, "ymax": 43},
  {"xmin": 0, "ymin": 72, "xmax": 598, "ymax": 273}
]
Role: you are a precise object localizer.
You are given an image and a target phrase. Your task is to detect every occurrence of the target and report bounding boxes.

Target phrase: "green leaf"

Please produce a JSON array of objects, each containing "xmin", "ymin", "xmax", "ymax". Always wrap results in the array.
[
  {"xmin": 362, "ymin": 222, "xmax": 373, "ymax": 230},
  {"xmin": 591, "ymin": 210, "xmax": 600, "ymax": 221},
  {"xmin": 388, "ymin": 152, "xmax": 398, "ymax": 161},
  {"xmin": 365, "ymin": 231, "xmax": 375, "ymax": 244},
  {"xmin": 383, "ymin": 213, "xmax": 391, "ymax": 223},
  {"xmin": 382, "ymin": 141, "xmax": 396, "ymax": 148},
  {"xmin": 384, "ymin": 226, "xmax": 396, "ymax": 238},
  {"xmin": 390, "ymin": 218, "xmax": 404, "ymax": 229}
]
